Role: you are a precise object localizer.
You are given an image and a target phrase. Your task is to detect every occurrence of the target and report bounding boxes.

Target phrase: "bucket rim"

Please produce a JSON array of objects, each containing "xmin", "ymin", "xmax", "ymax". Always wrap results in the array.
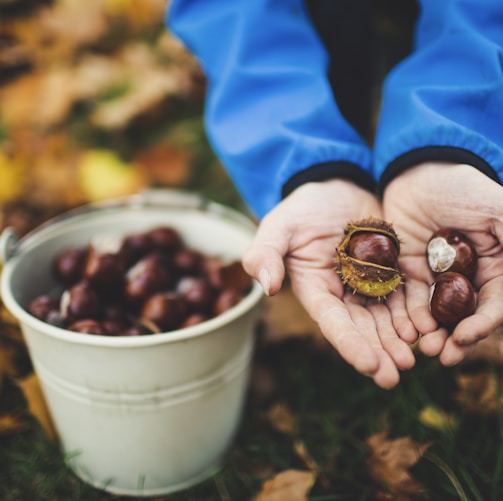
[{"xmin": 0, "ymin": 189, "xmax": 264, "ymax": 348}]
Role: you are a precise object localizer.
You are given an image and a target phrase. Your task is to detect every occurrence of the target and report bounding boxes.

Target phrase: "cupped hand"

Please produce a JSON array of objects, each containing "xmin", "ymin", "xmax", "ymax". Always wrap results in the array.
[
  {"xmin": 243, "ymin": 179, "xmax": 417, "ymax": 389},
  {"xmin": 383, "ymin": 162, "xmax": 503, "ymax": 366}
]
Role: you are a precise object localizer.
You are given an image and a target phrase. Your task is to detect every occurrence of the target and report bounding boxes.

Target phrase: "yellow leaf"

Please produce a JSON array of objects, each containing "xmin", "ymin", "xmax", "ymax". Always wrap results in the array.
[
  {"xmin": 419, "ymin": 405, "xmax": 457, "ymax": 431},
  {"xmin": 0, "ymin": 153, "xmax": 24, "ymax": 203},
  {"xmin": 77, "ymin": 149, "xmax": 146, "ymax": 202}
]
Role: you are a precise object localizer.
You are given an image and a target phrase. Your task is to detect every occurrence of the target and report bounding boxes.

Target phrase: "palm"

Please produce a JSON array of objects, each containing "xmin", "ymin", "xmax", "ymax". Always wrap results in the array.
[
  {"xmin": 243, "ymin": 179, "xmax": 416, "ymax": 388},
  {"xmin": 383, "ymin": 163, "xmax": 503, "ymax": 365}
]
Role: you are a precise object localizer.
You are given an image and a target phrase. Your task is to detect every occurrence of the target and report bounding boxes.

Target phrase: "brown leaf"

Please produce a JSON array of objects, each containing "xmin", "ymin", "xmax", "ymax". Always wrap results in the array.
[
  {"xmin": 253, "ymin": 470, "xmax": 316, "ymax": 501},
  {"xmin": 0, "ymin": 413, "xmax": 28, "ymax": 435},
  {"xmin": 0, "ymin": 322, "xmax": 30, "ymax": 378},
  {"xmin": 293, "ymin": 440, "xmax": 318, "ymax": 472},
  {"xmin": 10, "ymin": 0, "xmax": 108, "ymax": 63},
  {"xmin": 455, "ymin": 370, "xmax": 502, "ymax": 415},
  {"xmin": 265, "ymin": 402, "xmax": 296, "ymax": 435},
  {"xmin": 0, "ymin": 68, "xmax": 80, "ymax": 128},
  {"xmin": 89, "ymin": 43, "xmax": 185, "ymax": 129},
  {"xmin": 366, "ymin": 431, "xmax": 430, "ymax": 499},
  {"xmin": 135, "ymin": 143, "xmax": 192, "ymax": 186},
  {"xmin": 14, "ymin": 373, "xmax": 57, "ymax": 441}
]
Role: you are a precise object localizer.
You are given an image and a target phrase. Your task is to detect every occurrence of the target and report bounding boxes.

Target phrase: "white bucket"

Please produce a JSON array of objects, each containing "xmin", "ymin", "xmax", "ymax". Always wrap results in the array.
[{"xmin": 0, "ymin": 190, "xmax": 263, "ymax": 496}]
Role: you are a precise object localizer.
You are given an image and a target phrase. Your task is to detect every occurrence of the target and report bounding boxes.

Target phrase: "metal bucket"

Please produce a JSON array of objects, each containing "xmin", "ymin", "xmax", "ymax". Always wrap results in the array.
[{"xmin": 0, "ymin": 190, "xmax": 263, "ymax": 496}]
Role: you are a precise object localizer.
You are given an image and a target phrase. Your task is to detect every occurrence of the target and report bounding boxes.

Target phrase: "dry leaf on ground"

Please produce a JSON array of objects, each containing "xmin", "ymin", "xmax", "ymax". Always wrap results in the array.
[
  {"xmin": 0, "ymin": 413, "xmax": 28, "ymax": 435},
  {"xmin": 366, "ymin": 431, "xmax": 430, "ymax": 500},
  {"xmin": 14, "ymin": 373, "xmax": 57, "ymax": 441},
  {"xmin": 265, "ymin": 402, "xmax": 296, "ymax": 435},
  {"xmin": 455, "ymin": 370, "xmax": 502, "ymax": 415},
  {"xmin": 134, "ymin": 143, "xmax": 192, "ymax": 186},
  {"xmin": 77, "ymin": 149, "xmax": 147, "ymax": 201},
  {"xmin": 419, "ymin": 405, "xmax": 457, "ymax": 431},
  {"xmin": 253, "ymin": 469, "xmax": 316, "ymax": 501}
]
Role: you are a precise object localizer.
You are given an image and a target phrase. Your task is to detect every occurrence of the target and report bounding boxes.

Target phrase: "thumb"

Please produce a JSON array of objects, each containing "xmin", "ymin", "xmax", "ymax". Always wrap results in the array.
[{"xmin": 242, "ymin": 222, "xmax": 288, "ymax": 297}]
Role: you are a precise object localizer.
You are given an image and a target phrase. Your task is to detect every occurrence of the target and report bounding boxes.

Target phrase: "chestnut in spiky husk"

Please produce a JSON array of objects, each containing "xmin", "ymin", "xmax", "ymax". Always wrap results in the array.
[{"xmin": 335, "ymin": 218, "xmax": 403, "ymax": 298}]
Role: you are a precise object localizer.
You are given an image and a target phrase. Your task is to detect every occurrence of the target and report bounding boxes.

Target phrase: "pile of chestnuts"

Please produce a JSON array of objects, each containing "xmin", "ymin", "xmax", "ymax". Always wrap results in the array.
[
  {"xmin": 26, "ymin": 225, "xmax": 253, "ymax": 336},
  {"xmin": 427, "ymin": 228, "xmax": 478, "ymax": 328}
]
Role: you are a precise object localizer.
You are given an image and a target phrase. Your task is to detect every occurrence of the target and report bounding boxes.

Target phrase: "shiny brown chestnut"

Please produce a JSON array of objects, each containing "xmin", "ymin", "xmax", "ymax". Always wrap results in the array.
[
  {"xmin": 429, "ymin": 271, "xmax": 477, "ymax": 328},
  {"xmin": 147, "ymin": 226, "xmax": 183, "ymax": 252},
  {"xmin": 27, "ymin": 295, "xmax": 60, "ymax": 321},
  {"xmin": 177, "ymin": 276, "xmax": 216, "ymax": 312},
  {"xmin": 123, "ymin": 253, "xmax": 174, "ymax": 306},
  {"xmin": 52, "ymin": 247, "xmax": 87, "ymax": 285},
  {"xmin": 140, "ymin": 292, "xmax": 189, "ymax": 331},
  {"xmin": 67, "ymin": 319, "xmax": 109, "ymax": 335},
  {"xmin": 60, "ymin": 281, "xmax": 101, "ymax": 321},
  {"xmin": 427, "ymin": 228, "xmax": 477, "ymax": 278},
  {"xmin": 347, "ymin": 232, "xmax": 399, "ymax": 269},
  {"xmin": 213, "ymin": 289, "xmax": 244, "ymax": 316}
]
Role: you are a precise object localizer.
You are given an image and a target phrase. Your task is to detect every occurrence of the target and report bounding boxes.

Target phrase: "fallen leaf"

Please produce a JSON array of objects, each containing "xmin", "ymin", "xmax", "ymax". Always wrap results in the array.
[
  {"xmin": 0, "ymin": 413, "xmax": 28, "ymax": 435},
  {"xmin": 90, "ymin": 43, "xmax": 184, "ymax": 129},
  {"xmin": 104, "ymin": 0, "xmax": 167, "ymax": 30},
  {"xmin": 253, "ymin": 470, "xmax": 316, "ymax": 501},
  {"xmin": 419, "ymin": 405, "xmax": 457, "ymax": 431},
  {"xmin": 265, "ymin": 402, "xmax": 296, "ymax": 435},
  {"xmin": 11, "ymin": 0, "xmax": 108, "ymax": 63},
  {"xmin": 455, "ymin": 370, "xmax": 502, "ymax": 415},
  {"xmin": 366, "ymin": 431, "xmax": 430, "ymax": 500},
  {"xmin": 0, "ymin": 153, "xmax": 25, "ymax": 203},
  {"xmin": 293, "ymin": 440, "xmax": 318, "ymax": 472},
  {"xmin": 15, "ymin": 373, "xmax": 57, "ymax": 441},
  {"xmin": 0, "ymin": 323, "xmax": 30, "ymax": 378},
  {"xmin": 77, "ymin": 149, "xmax": 147, "ymax": 201},
  {"xmin": 0, "ymin": 69, "xmax": 75, "ymax": 128},
  {"xmin": 135, "ymin": 143, "xmax": 192, "ymax": 186}
]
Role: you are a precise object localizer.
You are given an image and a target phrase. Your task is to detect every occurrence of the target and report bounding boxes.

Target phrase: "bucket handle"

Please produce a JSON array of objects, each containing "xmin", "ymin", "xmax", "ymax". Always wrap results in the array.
[{"xmin": 0, "ymin": 227, "xmax": 19, "ymax": 264}]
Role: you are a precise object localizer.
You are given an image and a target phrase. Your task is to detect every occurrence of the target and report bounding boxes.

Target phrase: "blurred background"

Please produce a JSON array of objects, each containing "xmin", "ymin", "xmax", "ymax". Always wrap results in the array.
[{"xmin": 0, "ymin": 0, "xmax": 245, "ymax": 241}]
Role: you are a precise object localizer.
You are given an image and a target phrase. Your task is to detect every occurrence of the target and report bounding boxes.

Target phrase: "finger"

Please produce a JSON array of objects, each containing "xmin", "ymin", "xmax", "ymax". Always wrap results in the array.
[
  {"xmin": 313, "ymin": 294, "xmax": 380, "ymax": 375},
  {"xmin": 342, "ymin": 297, "xmax": 401, "ymax": 389},
  {"xmin": 367, "ymin": 300, "xmax": 416, "ymax": 370},
  {"xmin": 438, "ymin": 338, "xmax": 477, "ymax": 366},
  {"xmin": 451, "ymin": 276, "xmax": 503, "ymax": 345},
  {"xmin": 418, "ymin": 327, "xmax": 449, "ymax": 356},
  {"xmin": 385, "ymin": 287, "xmax": 418, "ymax": 344},
  {"xmin": 242, "ymin": 222, "xmax": 288, "ymax": 297},
  {"xmin": 405, "ymin": 277, "xmax": 438, "ymax": 334}
]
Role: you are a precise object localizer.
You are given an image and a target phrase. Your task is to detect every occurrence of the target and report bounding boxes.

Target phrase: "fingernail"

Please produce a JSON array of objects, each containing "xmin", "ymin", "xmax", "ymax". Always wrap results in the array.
[{"xmin": 258, "ymin": 268, "xmax": 271, "ymax": 296}]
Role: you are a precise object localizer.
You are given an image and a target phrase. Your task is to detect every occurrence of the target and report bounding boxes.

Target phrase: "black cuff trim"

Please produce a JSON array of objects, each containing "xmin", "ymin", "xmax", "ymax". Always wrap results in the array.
[
  {"xmin": 379, "ymin": 146, "xmax": 501, "ymax": 194},
  {"xmin": 281, "ymin": 161, "xmax": 376, "ymax": 200}
]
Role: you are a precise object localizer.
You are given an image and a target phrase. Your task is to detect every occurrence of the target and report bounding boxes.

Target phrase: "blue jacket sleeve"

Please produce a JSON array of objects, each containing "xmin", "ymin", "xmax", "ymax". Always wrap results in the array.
[
  {"xmin": 374, "ymin": 0, "xmax": 503, "ymax": 188},
  {"xmin": 166, "ymin": 0, "xmax": 373, "ymax": 219}
]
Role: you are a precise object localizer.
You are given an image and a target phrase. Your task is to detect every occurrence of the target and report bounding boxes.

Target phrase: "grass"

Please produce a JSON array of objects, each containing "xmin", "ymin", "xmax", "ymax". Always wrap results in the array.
[{"xmin": 1, "ymin": 335, "xmax": 503, "ymax": 500}]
